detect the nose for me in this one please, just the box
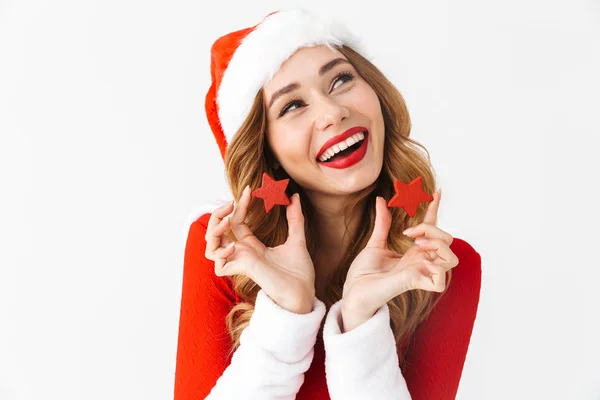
[314,93,350,132]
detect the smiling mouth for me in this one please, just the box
[321,140,363,162]
[317,131,368,163]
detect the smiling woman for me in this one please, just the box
[175,7,481,400]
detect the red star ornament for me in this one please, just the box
[251,172,291,213]
[387,176,434,218]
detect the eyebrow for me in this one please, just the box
[267,57,351,111]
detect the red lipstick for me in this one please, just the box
[316,126,368,160]
[316,126,369,170]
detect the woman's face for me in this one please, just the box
[263,45,385,197]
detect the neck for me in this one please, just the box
[306,190,363,248]
[304,189,365,289]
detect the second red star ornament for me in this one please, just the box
[251,172,291,213]
[387,176,434,218]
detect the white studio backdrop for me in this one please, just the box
[1,0,599,399]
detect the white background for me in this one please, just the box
[1,0,599,399]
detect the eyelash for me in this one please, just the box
[278,70,355,117]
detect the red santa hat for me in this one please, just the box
[205,8,368,160]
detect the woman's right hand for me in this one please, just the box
[204,186,316,314]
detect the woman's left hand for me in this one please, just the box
[341,190,458,324]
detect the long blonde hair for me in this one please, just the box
[220,45,452,359]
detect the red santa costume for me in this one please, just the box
[174,8,482,400]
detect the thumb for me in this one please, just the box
[366,196,391,249]
[215,244,244,277]
[286,193,307,247]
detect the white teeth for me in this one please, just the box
[318,132,366,162]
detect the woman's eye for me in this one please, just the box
[278,72,354,118]
[279,100,303,117]
[332,72,354,90]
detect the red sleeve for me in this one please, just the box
[401,242,482,400]
[173,214,239,400]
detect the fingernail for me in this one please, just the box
[403,228,414,235]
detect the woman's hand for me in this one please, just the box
[341,190,458,327]
[204,186,316,314]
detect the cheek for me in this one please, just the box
[349,87,385,149]
[362,88,383,119]
[269,128,312,162]
[347,86,381,119]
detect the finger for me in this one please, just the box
[421,245,458,271]
[207,200,234,230]
[422,189,441,226]
[286,193,307,247]
[422,261,446,292]
[229,185,254,241]
[416,239,456,264]
[213,242,235,265]
[206,201,234,238]
[206,203,234,257]
[217,256,247,278]
[403,222,453,245]
[214,243,238,276]
[209,214,233,245]
[366,196,392,249]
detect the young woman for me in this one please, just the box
[174,8,481,400]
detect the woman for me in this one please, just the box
[174,8,481,400]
